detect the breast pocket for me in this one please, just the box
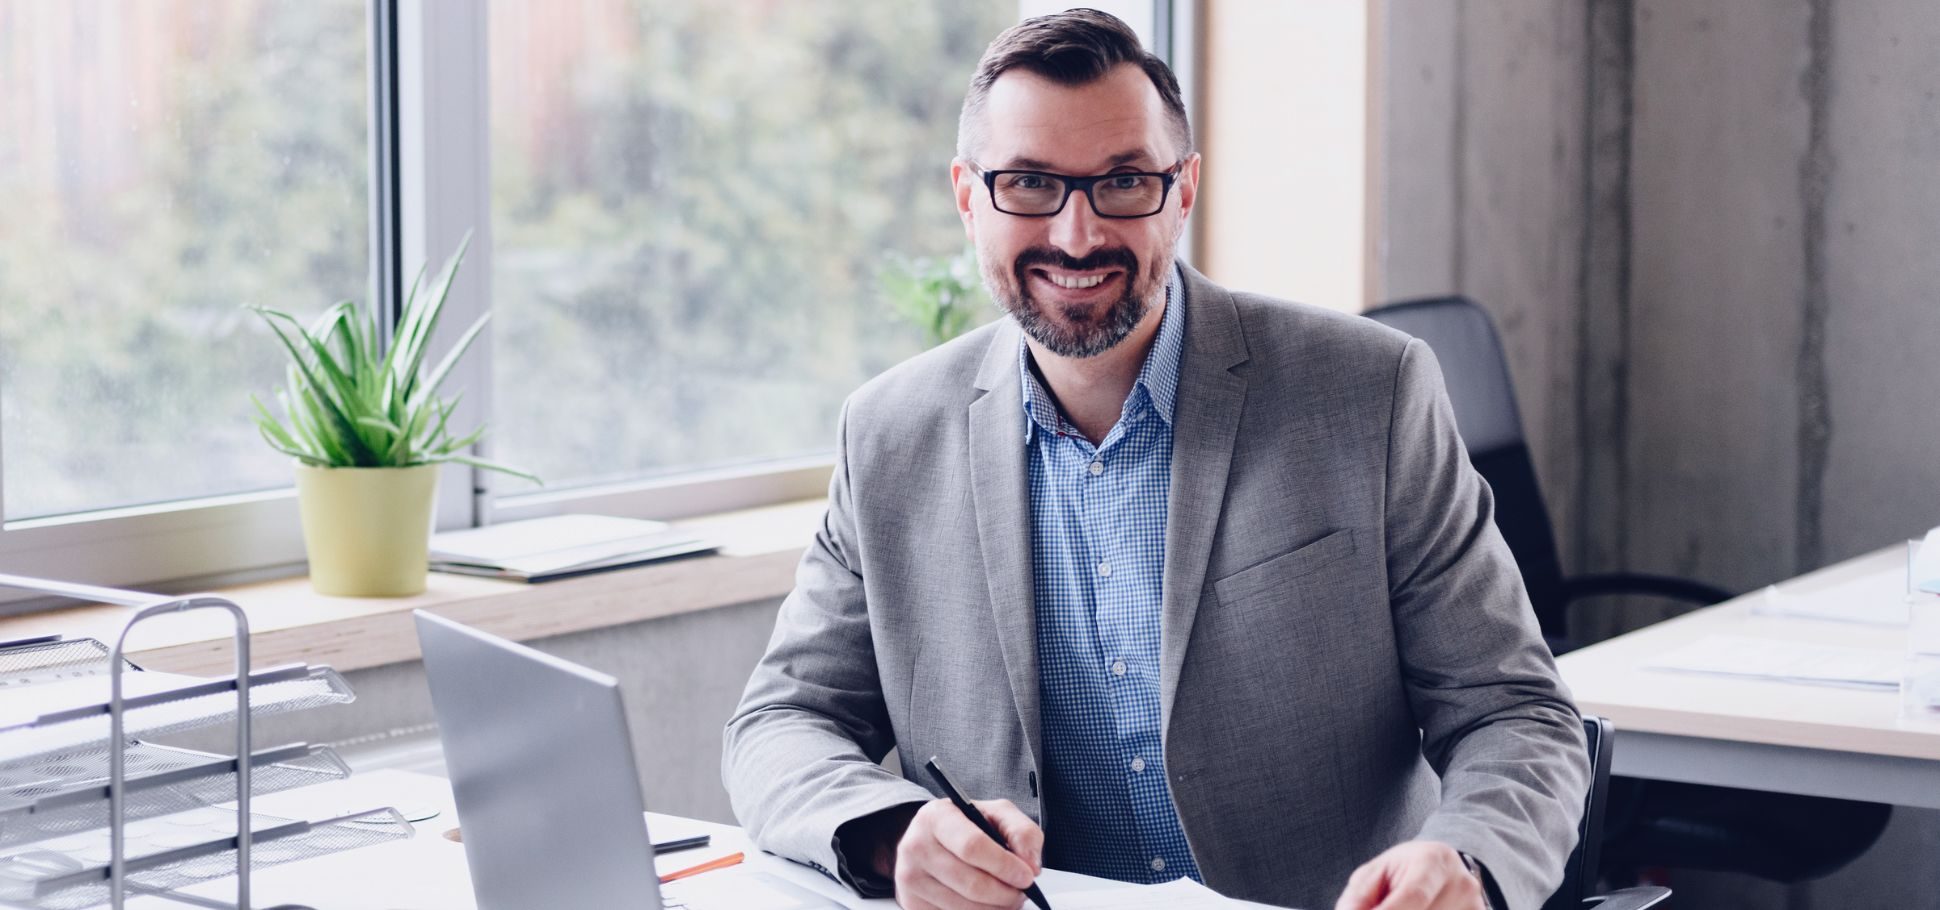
[1197,529,1369,720]
[1212,529,1359,610]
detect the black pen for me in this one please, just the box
[924,757,1052,910]
[651,833,711,855]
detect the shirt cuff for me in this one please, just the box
[831,802,924,899]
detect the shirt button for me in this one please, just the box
[1151,857,1166,873]
[1111,659,1127,676]
[1097,561,1111,577]
[1088,460,1104,475]
[1131,756,1146,773]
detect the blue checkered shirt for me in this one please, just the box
[1021,271,1202,885]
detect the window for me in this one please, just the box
[0,0,1184,597]
[485,0,1015,496]
[0,0,370,522]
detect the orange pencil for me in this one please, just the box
[658,851,745,885]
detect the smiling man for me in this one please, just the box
[724,10,1588,910]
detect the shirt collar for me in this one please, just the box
[1018,265,1185,444]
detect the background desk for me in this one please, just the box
[1556,545,1940,808]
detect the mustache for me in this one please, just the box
[1011,247,1139,276]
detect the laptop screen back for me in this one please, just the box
[415,609,662,909]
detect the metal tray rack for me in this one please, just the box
[0,575,413,909]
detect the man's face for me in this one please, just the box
[953,64,1200,358]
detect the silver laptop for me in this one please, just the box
[414,609,840,910]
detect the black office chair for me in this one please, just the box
[1365,296,1731,650]
[1365,296,1891,886]
[1548,716,1669,910]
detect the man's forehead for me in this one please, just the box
[978,65,1175,171]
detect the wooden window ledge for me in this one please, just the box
[0,499,824,677]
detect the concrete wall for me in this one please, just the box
[1383,0,1940,906]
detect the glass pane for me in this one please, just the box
[0,0,371,522]
[488,0,1014,492]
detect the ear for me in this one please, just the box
[1174,153,1202,222]
[951,159,977,241]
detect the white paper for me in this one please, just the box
[1644,634,1901,689]
[1749,573,1911,627]
[1917,527,1940,595]
[429,514,707,575]
[1053,876,1290,909]
[0,671,208,729]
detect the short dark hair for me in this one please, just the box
[957,8,1192,162]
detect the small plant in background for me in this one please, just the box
[879,246,989,347]
[248,234,538,483]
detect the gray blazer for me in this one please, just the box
[723,265,1588,910]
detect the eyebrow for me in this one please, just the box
[998,150,1160,172]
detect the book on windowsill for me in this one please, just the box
[428,514,717,583]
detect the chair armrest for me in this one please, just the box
[1562,573,1732,607]
[1583,886,1674,910]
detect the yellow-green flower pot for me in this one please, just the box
[294,463,439,597]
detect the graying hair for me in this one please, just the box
[956,8,1192,163]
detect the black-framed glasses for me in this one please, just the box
[971,161,1183,218]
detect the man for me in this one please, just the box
[724,10,1588,910]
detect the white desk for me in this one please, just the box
[130,770,1221,909]
[1555,545,1940,808]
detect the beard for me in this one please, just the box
[979,244,1170,358]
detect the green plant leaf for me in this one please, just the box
[406,312,489,414]
[247,231,533,482]
[251,306,379,465]
[426,452,540,486]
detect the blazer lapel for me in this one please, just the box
[967,319,1043,777]
[1159,265,1250,738]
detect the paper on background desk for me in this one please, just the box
[1644,634,1900,689]
[1749,571,1912,627]
[1052,876,1291,909]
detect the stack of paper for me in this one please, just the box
[1644,634,1901,690]
[429,514,715,583]
[1055,877,1291,909]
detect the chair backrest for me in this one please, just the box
[1543,714,1615,910]
[1363,297,1569,640]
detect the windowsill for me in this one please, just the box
[0,499,825,676]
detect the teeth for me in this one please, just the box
[1048,273,1106,290]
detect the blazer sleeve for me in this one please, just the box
[721,399,932,889]
[1382,338,1592,910]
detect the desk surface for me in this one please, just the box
[131,770,1209,910]
[1557,544,1940,762]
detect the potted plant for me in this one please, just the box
[250,235,536,596]
[879,246,988,347]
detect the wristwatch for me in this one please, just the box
[1457,852,1499,910]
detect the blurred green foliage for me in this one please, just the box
[0,0,368,520]
[879,247,989,348]
[0,0,1012,518]
[487,0,1011,490]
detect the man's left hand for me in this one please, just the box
[1332,841,1485,910]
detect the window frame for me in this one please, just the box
[0,0,1181,612]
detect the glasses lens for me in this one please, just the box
[992,172,1068,215]
[1092,174,1166,217]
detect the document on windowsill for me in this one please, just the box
[1749,571,1913,627]
[1644,634,1901,690]
[1053,876,1294,909]
[428,513,716,582]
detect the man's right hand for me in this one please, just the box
[889,797,1044,910]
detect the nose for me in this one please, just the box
[1046,190,1108,260]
